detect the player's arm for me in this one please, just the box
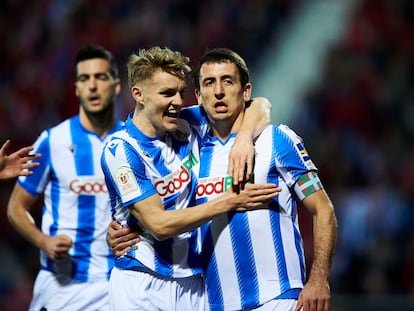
[0,140,41,180]
[293,172,338,311]
[129,182,280,241]
[229,97,271,184]
[7,183,72,260]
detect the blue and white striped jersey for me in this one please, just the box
[196,124,317,311]
[101,108,209,278]
[18,115,123,282]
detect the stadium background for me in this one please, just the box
[0,0,413,309]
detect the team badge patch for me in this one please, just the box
[115,167,139,196]
[296,143,310,162]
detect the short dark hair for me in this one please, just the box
[191,48,250,90]
[76,44,119,79]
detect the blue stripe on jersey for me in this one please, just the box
[294,222,307,284]
[272,126,307,285]
[203,228,224,311]
[269,207,290,293]
[70,118,94,281]
[44,132,62,272]
[198,141,227,309]
[229,213,259,309]
[273,127,305,181]
[270,129,291,293]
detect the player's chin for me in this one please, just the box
[164,121,179,132]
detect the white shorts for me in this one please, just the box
[29,270,109,311]
[109,266,205,311]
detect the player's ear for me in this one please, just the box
[131,85,144,103]
[195,89,203,106]
[243,83,252,102]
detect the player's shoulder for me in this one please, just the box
[33,117,74,145]
[273,123,303,141]
[103,128,139,158]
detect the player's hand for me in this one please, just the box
[0,140,41,179]
[107,220,141,257]
[228,132,254,185]
[294,279,331,311]
[43,234,73,260]
[226,183,281,211]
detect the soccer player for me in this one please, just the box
[7,44,123,311]
[192,48,338,311]
[0,139,40,179]
[100,46,280,310]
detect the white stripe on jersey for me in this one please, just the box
[197,124,315,311]
[101,113,209,278]
[18,115,122,282]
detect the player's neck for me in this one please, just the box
[80,108,115,138]
[212,116,242,141]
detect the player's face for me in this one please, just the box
[196,61,251,125]
[75,58,120,116]
[132,69,186,137]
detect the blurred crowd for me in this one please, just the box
[295,0,414,296]
[0,0,414,309]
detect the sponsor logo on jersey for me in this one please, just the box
[108,141,119,156]
[69,176,107,194]
[154,151,198,198]
[196,176,233,199]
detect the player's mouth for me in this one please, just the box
[214,101,228,113]
[163,107,179,118]
[88,95,101,106]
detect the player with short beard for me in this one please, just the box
[7,44,125,311]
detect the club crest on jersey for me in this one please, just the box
[115,167,139,196]
[119,173,128,184]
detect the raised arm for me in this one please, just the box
[229,97,271,184]
[0,140,41,180]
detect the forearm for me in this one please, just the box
[308,198,337,283]
[131,194,233,240]
[8,206,47,250]
[132,183,279,240]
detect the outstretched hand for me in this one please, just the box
[0,140,41,180]
[225,183,281,211]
